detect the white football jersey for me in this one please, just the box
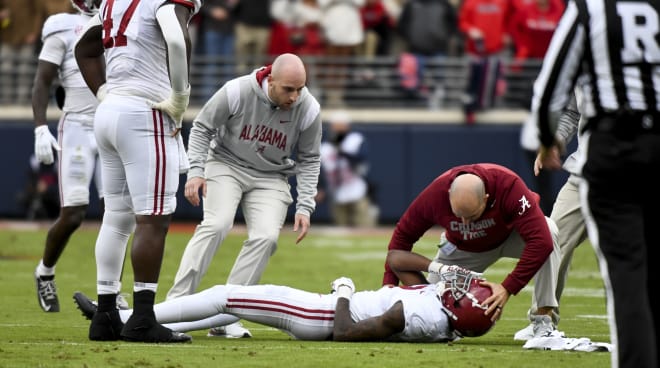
[99,0,200,101]
[39,13,98,117]
[350,284,454,342]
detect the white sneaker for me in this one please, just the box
[207,321,252,338]
[514,323,535,341]
[531,315,555,338]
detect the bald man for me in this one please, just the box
[383,163,561,340]
[167,53,323,337]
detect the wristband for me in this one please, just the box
[428,261,444,274]
[336,285,353,300]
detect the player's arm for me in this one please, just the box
[152,2,194,131]
[75,15,105,97]
[32,60,59,126]
[333,300,405,342]
[385,249,431,285]
[32,59,62,165]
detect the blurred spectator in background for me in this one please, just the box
[509,0,565,108]
[318,111,378,227]
[42,0,74,17]
[396,0,457,103]
[17,155,60,220]
[359,0,395,58]
[269,0,325,56]
[199,0,237,99]
[233,0,273,74]
[458,0,512,124]
[513,0,565,216]
[0,0,44,105]
[318,0,365,107]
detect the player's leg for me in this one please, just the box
[209,176,291,338]
[117,105,189,342]
[87,103,135,340]
[166,160,243,300]
[35,117,92,312]
[224,284,335,341]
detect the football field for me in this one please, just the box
[0,221,611,367]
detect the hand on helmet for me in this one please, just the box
[331,277,355,300]
[34,125,61,165]
[148,85,191,129]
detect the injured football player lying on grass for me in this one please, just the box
[74,267,496,342]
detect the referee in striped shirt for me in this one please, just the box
[530,0,659,367]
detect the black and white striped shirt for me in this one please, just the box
[531,0,660,146]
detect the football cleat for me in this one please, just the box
[35,272,59,312]
[207,321,252,338]
[73,291,97,320]
[89,310,124,341]
[121,314,192,343]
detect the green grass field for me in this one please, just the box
[0,222,611,367]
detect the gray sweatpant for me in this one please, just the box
[167,161,293,300]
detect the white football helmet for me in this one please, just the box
[438,270,495,337]
[71,0,100,16]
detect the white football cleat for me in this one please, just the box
[207,321,252,338]
[514,323,534,341]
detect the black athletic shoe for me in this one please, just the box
[121,314,192,343]
[89,310,124,341]
[73,291,97,320]
[35,272,59,312]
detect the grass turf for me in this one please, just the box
[0,222,611,367]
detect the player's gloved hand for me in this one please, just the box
[34,125,61,165]
[96,83,108,102]
[428,261,483,281]
[148,85,191,129]
[331,277,355,300]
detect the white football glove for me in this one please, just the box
[34,125,61,165]
[331,277,355,300]
[148,85,191,129]
[428,261,483,281]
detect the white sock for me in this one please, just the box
[36,260,55,277]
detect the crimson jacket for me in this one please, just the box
[382,163,554,295]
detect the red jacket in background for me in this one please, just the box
[458,0,512,55]
[510,0,566,60]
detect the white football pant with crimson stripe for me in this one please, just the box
[94,95,180,216]
[136,284,336,340]
[93,94,180,294]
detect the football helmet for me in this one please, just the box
[71,0,100,16]
[438,270,495,337]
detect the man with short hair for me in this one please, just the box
[166,53,322,338]
[383,163,560,338]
